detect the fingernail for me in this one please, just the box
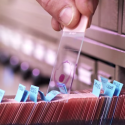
[59,7,73,26]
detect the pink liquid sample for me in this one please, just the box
[54,60,71,85]
[59,74,65,82]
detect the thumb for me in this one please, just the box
[36,0,80,29]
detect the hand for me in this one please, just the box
[36,0,99,31]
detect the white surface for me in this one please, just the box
[34,44,45,60]
[78,67,92,85]
[45,49,56,66]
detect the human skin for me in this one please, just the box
[36,0,99,31]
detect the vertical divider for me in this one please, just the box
[118,0,124,34]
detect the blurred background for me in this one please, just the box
[0,0,125,95]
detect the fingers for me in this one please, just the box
[51,17,61,31]
[36,0,80,29]
[51,17,64,31]
[37,0,99,31]
[75,0,99,29]
[93,0,99,11]
[75,0,99,17]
